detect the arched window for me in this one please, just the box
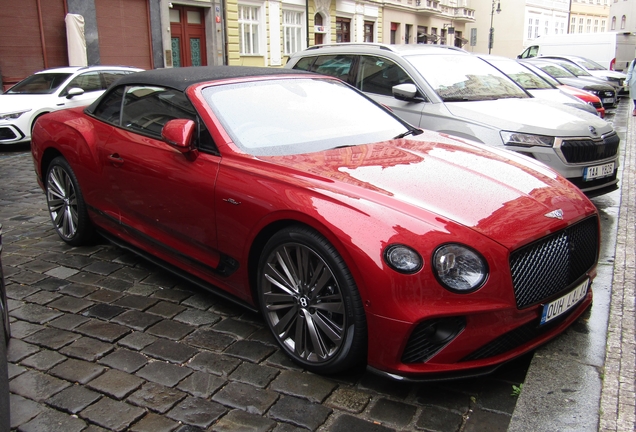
[611,16,616,30]
[621,15,626,29]
[314,13,324,45]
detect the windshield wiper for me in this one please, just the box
[393,128,423,139]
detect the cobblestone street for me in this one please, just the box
[1,148,530,431]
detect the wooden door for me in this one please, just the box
[170,6,207,67]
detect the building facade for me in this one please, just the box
[609,0,636,32]
[569,0,610,34]
[2,0,634,89]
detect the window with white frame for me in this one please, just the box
[534,19,539,38]
[621,15,626,29]
[283,10,303,55]
[528,18,533,39]
[238,5,260,55]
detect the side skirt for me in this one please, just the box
[97,228,259,313]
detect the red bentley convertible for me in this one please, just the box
[31,66,598,380]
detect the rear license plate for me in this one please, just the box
[540,279,589,325]
[584,162,615,181]
[602,98,615,104]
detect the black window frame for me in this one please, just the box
[90,84,218,155]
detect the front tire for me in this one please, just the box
[45,157,94,246]
[258,226,367,374]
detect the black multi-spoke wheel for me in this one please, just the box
[45,157,93,246]
[258,226,366,373]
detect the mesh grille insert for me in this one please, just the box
[510,216,598,309]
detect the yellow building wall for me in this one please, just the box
[227,0,323,67]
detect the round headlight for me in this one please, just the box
[384,244,422,274]
[433,244,488,292]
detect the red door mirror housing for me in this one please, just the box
[162,119,196,153]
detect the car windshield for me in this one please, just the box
[520,64,560,87]
[532,63,575,79]
[7,73,72,94]
[486,58,553,90]
[553,61,592,77]
[575,58,606,71]
[405,54,528,101]
[202,78,407,156]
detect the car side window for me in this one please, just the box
[311,55,355,84]
[291,57,315,71]
[92,85,126,124]
[61,71,103,96]
[101,71,134,88]
[356,56,414,97]
[120,85,217,153]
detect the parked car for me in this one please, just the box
[521,59,618,110]
[0,223,10,432]
[286,43,619,195]
[513,63,606,118]
[0,65,142,145]
[477,54,600,117]
[32,66,600,379]
[538,55,627,94]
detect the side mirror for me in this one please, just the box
[66,87,84,99]
[162,119,196,153]
[393,83,419,101]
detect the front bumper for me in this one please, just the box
[508,132,620,195]
[0,124,27,144]
[366,287,592,379]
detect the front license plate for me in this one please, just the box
[602,97,615,104]
[540,279,589,325]
[584,162,615,181]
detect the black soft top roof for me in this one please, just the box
[112,65,311,92]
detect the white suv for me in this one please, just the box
[286,43,620,195]
[0,65,142,145]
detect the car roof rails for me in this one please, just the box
[303,43,397,52]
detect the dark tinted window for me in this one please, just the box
[292,57,315,71]
[61,71,103,96]
[121,86,197,137]
[356,56,413,96]
[311,55,355,83]
[7,73,72,94]
[118,85,216,152]
[102,71,135,87]
[92,86,126,124]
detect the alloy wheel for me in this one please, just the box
[46,165,78,241]
[261,242,346,364]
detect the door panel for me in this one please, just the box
[100,128,222,271]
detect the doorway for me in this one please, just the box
[170,5,207,67]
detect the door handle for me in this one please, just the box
[108,154,124,167]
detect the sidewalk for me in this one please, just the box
[599,98,636,432]
[509,99,636,431]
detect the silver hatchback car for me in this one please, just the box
[286,43,620,195]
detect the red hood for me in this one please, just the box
[259,131,597,250]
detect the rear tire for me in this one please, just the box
[45,157,94,246]
[257,226,367,374]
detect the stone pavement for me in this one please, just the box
[598,99,636,431]
[0,145,529,429]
